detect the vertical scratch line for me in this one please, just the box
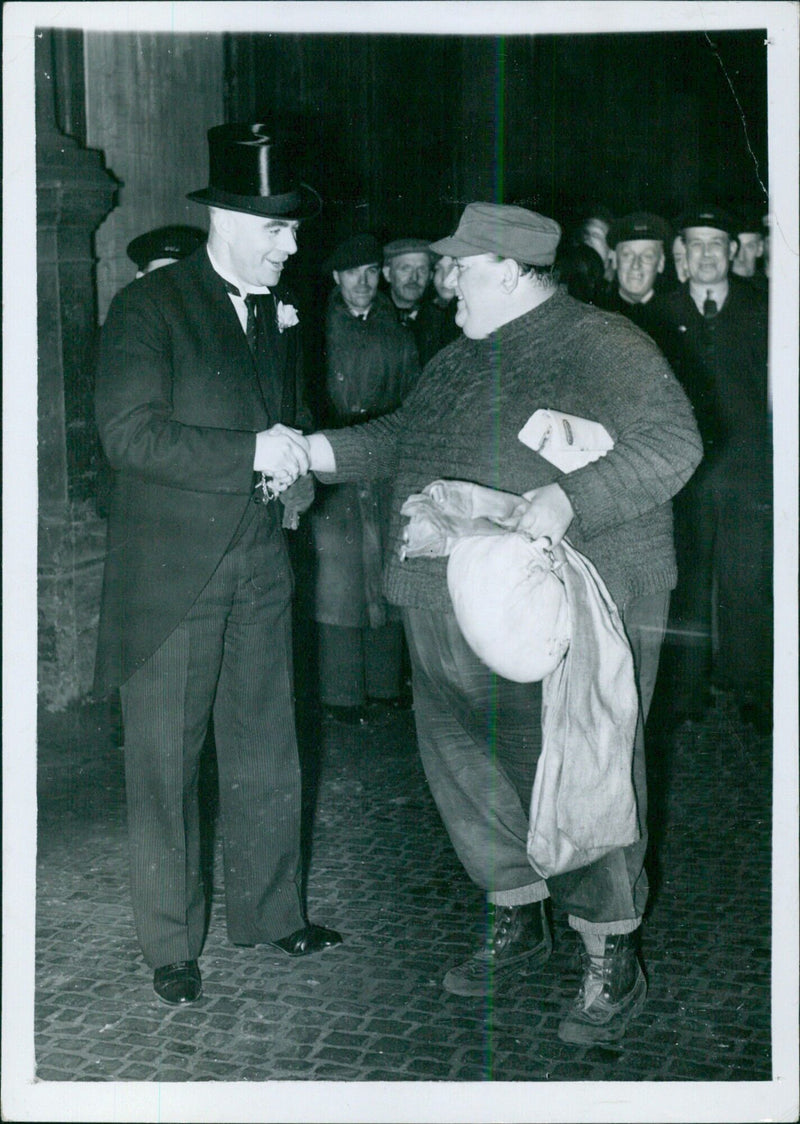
[704,33,768,201]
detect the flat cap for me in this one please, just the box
[677,206,737,238]
[608,212,671,248]
[126,224,206,269]
[383,238,434,262]
[430,203,561,265]
[322,233,382,273]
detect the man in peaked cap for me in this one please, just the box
[603,212,673,339]
[305,201,702,1044]
[656,205,771,734]
[94,123,341,1006]
[126,224,207,276]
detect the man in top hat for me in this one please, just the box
[126,224,207,276]
[656,206,772,733]
[94,122,341,1006]
[305,234,419,726]
[603,211,673,342]
[304,201,702,1044]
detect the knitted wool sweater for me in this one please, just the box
[321,286,703,613]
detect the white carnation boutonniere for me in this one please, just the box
[276,301,299,333]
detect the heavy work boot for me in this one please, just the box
[558,931,647,1044]
[443,901,552,996]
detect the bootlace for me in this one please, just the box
[487,907,515,951]
[577,951,608,1010]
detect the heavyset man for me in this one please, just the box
[94,124,341,1006]
[303,202,702,1043]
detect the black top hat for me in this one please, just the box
[126,225,207,269]
[187,123,321,220]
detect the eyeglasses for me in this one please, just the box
[617,249,660,267]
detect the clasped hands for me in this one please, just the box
[254,424,312,492]
[254,425,336,492]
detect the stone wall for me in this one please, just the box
[38,501,107,709]
[84,31,225,322]
[36,29,224,710]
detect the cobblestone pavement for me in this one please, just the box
[27,661,785,1114]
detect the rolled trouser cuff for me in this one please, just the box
[489,882,550,907]
[567,914,641,936]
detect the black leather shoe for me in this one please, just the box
[443,901,552,996]
[153,960,202,1005]
[271,924,343,957]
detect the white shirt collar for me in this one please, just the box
[619,289,655,306]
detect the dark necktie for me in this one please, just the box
[244,293,260,354]
[217,275,265,351]
[703,290,718,318]
[219,279,278,502]
[241,294,280,418]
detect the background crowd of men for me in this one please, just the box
[95,121,770,1034]
[122,200,771,745]
[562,204,771,736]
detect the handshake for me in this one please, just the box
[254,424,334,492]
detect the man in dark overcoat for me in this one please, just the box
[656,206,771,732]
[308,234,419,726]
[94,123,341,1005]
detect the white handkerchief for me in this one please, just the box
[518,409,614,473]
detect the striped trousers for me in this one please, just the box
[120,505,305,969]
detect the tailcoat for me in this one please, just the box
[94,245,313,966]
[94,246,311,694]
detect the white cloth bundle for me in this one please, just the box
[400,479,570,682]
[399,479,517,560]
[400,473,640,880]
[447,533,571,683]
[518,408,614,472]
[527,540,639,878]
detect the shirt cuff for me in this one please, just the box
[253,431,267,472]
